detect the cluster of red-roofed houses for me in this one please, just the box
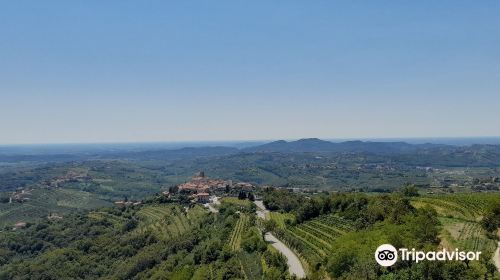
[113,172,255,206]
[171,172,254,203]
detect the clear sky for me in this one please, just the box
[1,1,499,144]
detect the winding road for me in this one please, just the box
[253,201,500,276]
[254,200,306,278]
[254,200,269,219]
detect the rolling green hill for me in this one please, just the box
[263,190,499,279]
[0,198,290,280]
[0,188,110,228]
[412,193,500,254]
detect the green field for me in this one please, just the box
[271,212,355,268]
[134,204,208,239]
[229,213,249,251]
[0,188,111,227]
[413,193,499,220]
[412,193,499,254]
[269,212,294,229]
[221,197,253,208]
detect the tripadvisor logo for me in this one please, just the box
[375,244,398,267]
[375,244,482,267]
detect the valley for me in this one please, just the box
[0,139,499,279]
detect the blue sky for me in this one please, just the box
[1,1,499,144]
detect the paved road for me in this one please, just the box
[203,196,220,213]
[494,241,500,272]
[254,200,269,219]
[203,195,220,213]
[265,232,306,278]
[211,196,221,205]
[254,200,306,278]
[204,203,218,213]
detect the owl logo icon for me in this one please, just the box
[375,244,398,266]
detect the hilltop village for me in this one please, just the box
[165,172,255,203]
[113,172,256,208]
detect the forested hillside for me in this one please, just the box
[0,199,289,280]
[1,189,498,279]
[262,189,500,279]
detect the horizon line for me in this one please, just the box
[2,135,500,147]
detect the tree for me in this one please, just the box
[408,207,440,244]
[168,185,179,193]
[401,184,420,197]
[242,234,266,253]
[263,220,277,233]
[0,194,9,204]
[122,219,138,232]
[481,203,500,235]
[296,200,321,223]
[238,191,247,200]
[247,192,255,201]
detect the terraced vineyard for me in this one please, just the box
[413,193,499,254]
[457,222,493,251]
[273,214,354,267]
[269,212,294,229]
[229,213,249,251]
[136,204,208,239]
[88,211,128,226]
[413,193,500,221]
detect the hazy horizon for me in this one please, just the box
[3,136,500,147]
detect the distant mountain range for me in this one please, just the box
[110,138,500,167]
[119,138,451,159]
[242,138,445,154]
[2,138,500,167]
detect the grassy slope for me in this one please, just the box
[0,188,111,227]
[221,197,253,208]
[269,211,354,275]
[412,193,499,254]
[134,204,207,239]
[229,213,248,251]
[0,202,215,279]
